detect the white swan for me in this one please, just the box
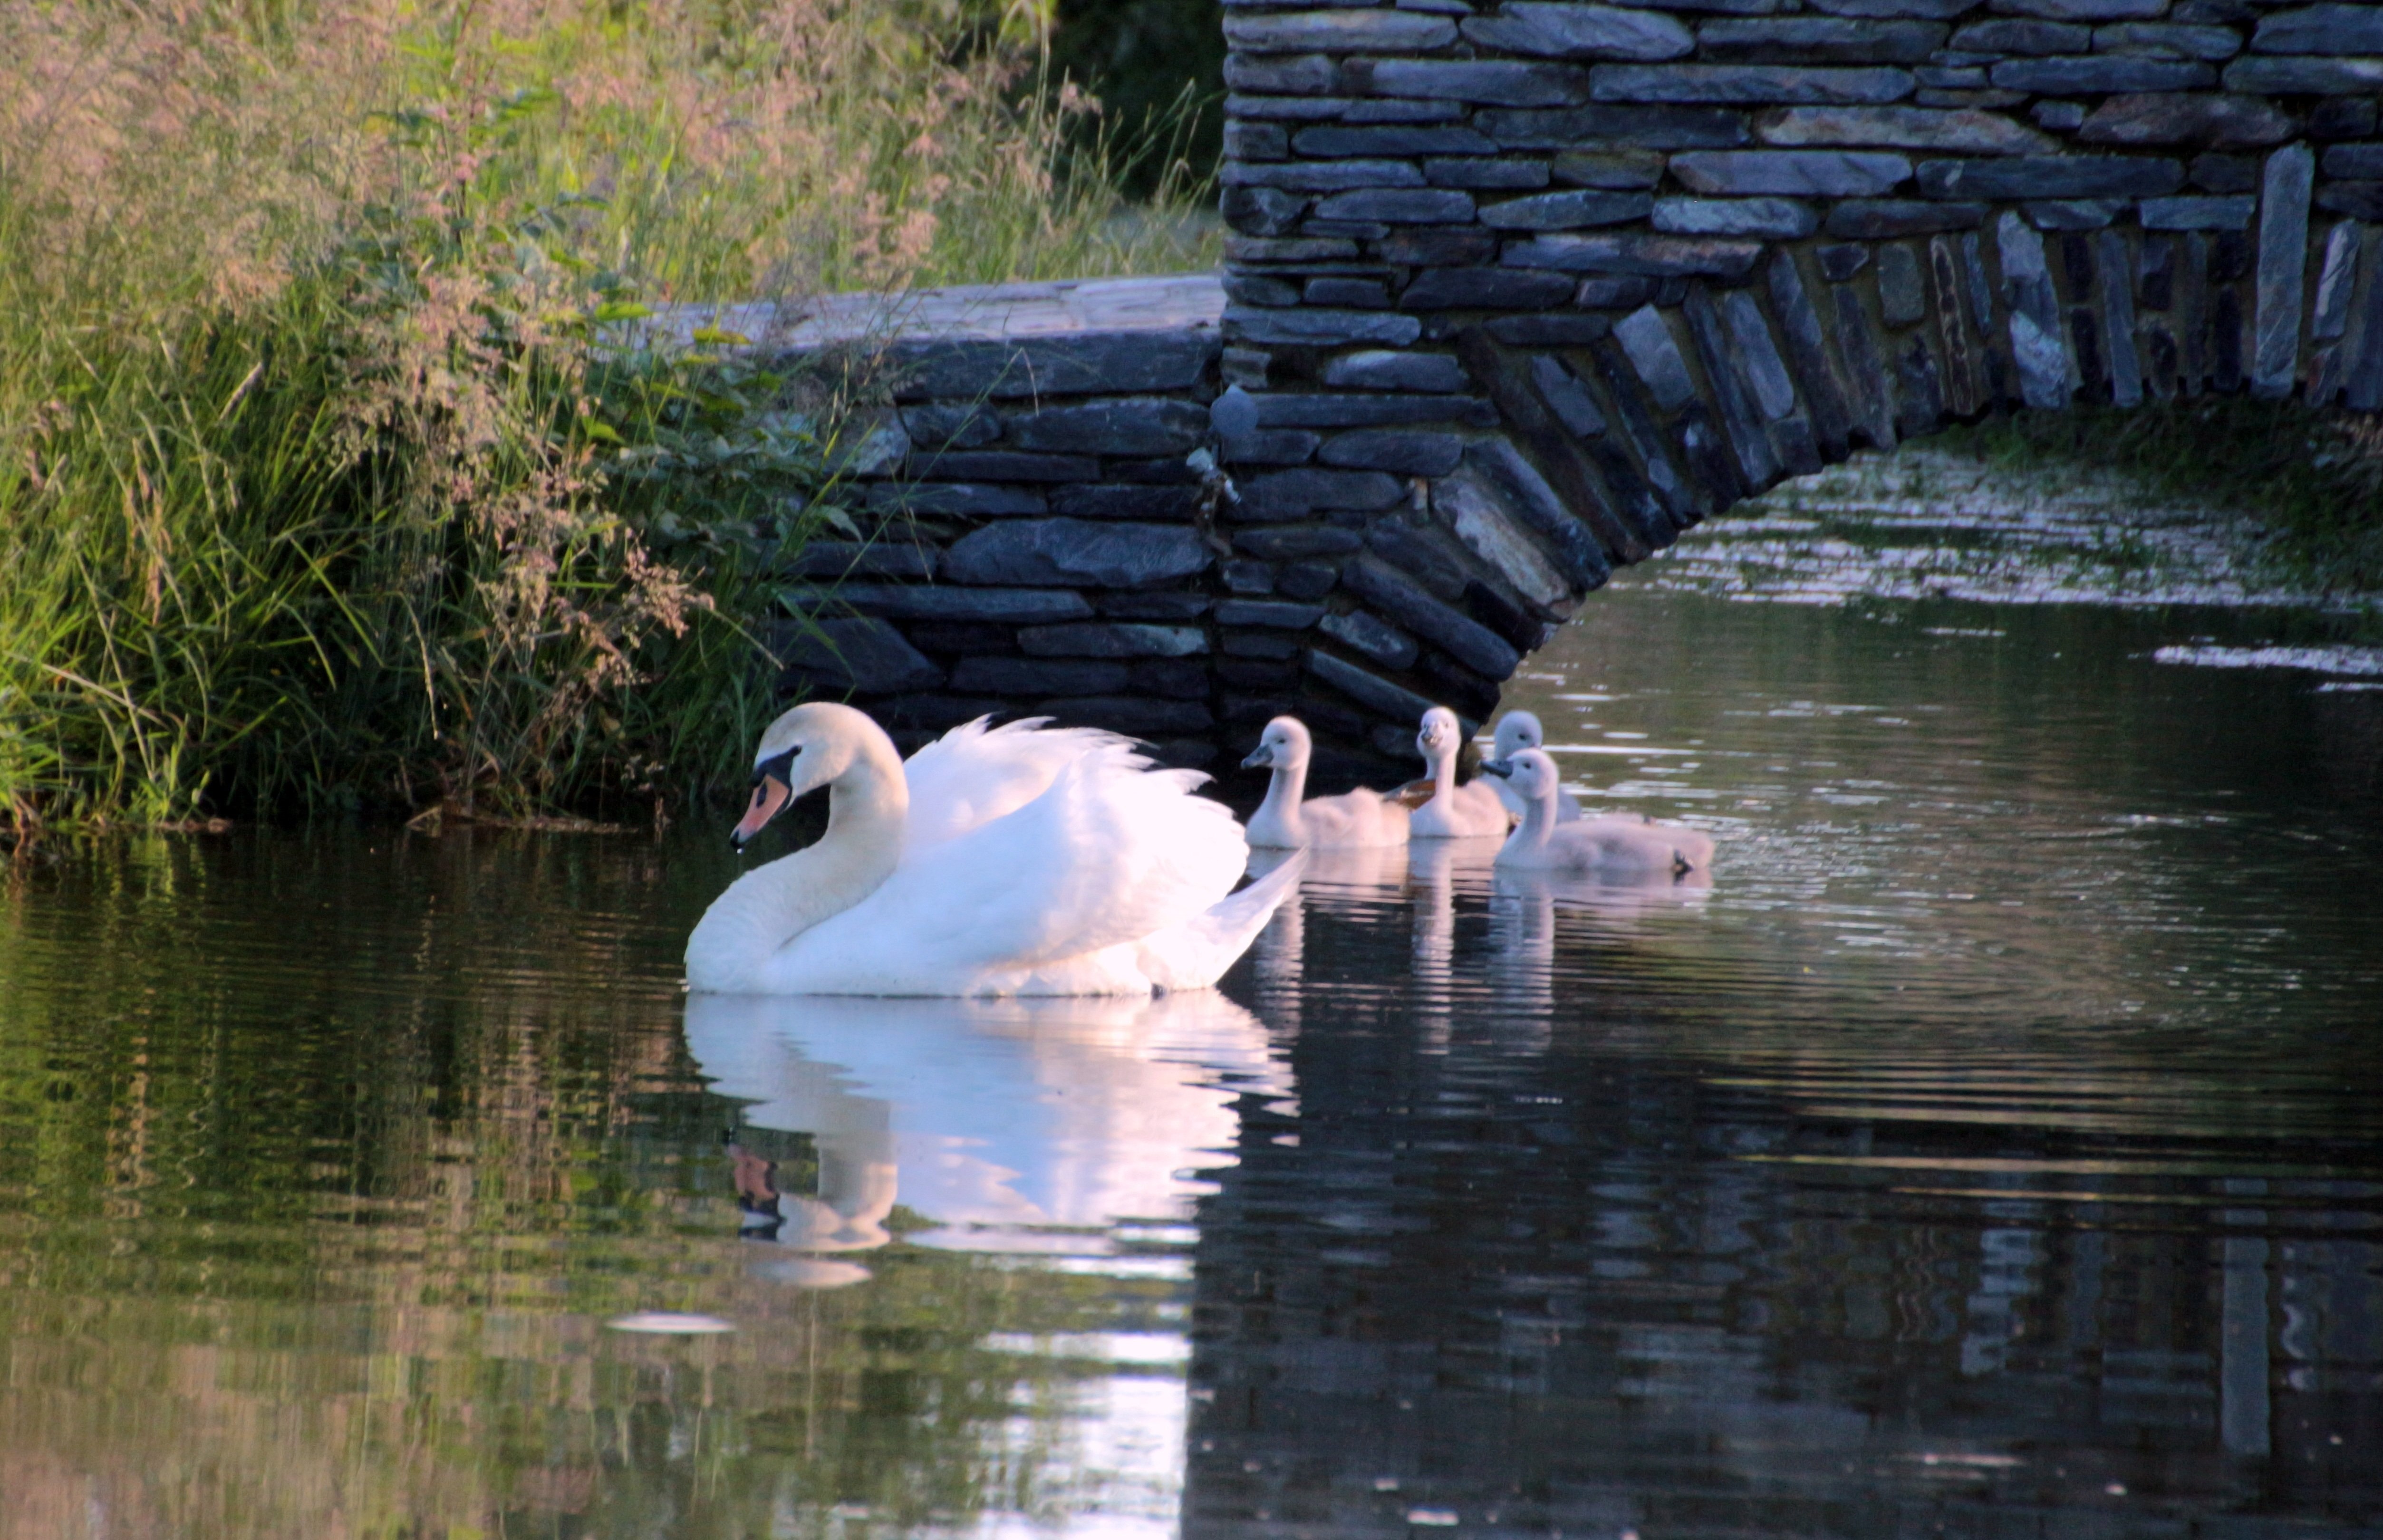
[1488,710,1583,823]
[1482,747,1716,880]
[1243,715,1411,849]
[685,703,1301,995]
[1409,706,1514,839]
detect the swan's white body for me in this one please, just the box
[1487,711,1583,823]
[1486,748,1715,881]
[1409,706,1514,839]
[687,705,1300,996]
[1243,716,1410,849]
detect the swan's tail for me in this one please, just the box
[1136,853,1307,992]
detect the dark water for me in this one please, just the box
[2,581,2379,1539]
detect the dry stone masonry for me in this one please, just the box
[770,0,2381,781]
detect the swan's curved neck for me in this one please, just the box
[1510,790,1556,852]
[1424,741,1459,803]
[686,734,908,988]
[1255,756,1310,835]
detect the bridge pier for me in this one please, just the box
[763,2,2383,784]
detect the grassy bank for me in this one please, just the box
[1949,399,2383,600]
[0,0,1216,836]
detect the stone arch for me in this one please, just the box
[774,3,2383,783]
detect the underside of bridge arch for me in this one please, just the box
[771,1,2383,787]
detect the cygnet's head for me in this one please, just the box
[1415,705,1464,762]
[1493,710,1545,761]
[1479,746,1561,806]
[732,702,871,848]
[1243,715,1314,772]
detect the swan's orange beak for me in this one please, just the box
[731,776,791,849]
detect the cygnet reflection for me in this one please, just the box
[684,991,1283,1273]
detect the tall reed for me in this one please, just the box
[0,0,1218,833]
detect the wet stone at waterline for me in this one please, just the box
[4,529,2380,1535]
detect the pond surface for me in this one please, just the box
[3,484,2381,1539]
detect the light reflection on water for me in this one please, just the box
[1,575,2380,1537]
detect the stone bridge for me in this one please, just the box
[759,0,2383,782]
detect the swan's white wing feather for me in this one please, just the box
[902,716,1156,850]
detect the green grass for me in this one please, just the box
[0,0,1218,836]
[1947,399,2383,598]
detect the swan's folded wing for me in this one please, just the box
[902,717,1155,851]
[879,742,1249,969]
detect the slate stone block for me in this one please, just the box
[2309,97,2378,138]
[1401,269,1584,308]
[1459,3,1695,60]
[1767,252,1858,459]
[1222,190,1309,240]
[1253,393,1495,428]
[1017,622,1208,659]
[2142,195,2257,229]
[1755,105,2059,154]
[1991,57,2216,92]
[1376,228,1503,266]
[1227,429,1325,466]
[1951,19,2090,53]
[1237,467,1408,520]
[1319,429,1467,476]
[784,541,938,581]
[2323,145,2383,180]
[1613,304,1702,410]
[1590,64,1919,103]
[1224,53,1341,96]
[2312,183,2383,222]
[2223,57,2383,94]
[1995,210,2074,410]
[1050,485,1202,520]
[1005,398,1211,457]
[1225,92,1357,120]
[1224,558,1276,596]
[2078,93,2295,148]
[1487,315,1619,345]
[888,332,1218,401]
[907,450,1099,482]
[2026,200,2122,230]
[1224,307,1427,346]
[1306,277,1394,308]
[1224,159,1427,190]
[1987,0,2169,17]
[1305,649,1442,726]
[2252,3,2383,56]
[1216,598,1327,628]
[1225,120,1290,163]
[1225,235,1360,263]
[1653,197,1818,237]
[1040,696,1215,736]
[1803,0,1975,15]
[942,520,1214,589]
[828,584,1094,623]
[1312,188,1478,224]
[900,403,1002,450]
[1505,231,1766,276]
[1294,125,1501,159]
[863,483,1047,519]
[2095,22,2243,59]
[1877,243,1929,327]
[1225,10,1458,51]
[2253,141,2315,398]
[1427,159,1555,189]
[1670,149,1914,195]
[1701,18,1949,63]
[1552,148,1668,187]
[1919,156,2185,199]
[2191,153,2261,192]
[1824,199,1989,237]
[1464,436,1613,589]
[1318,610,1421,670]
[1236,525,1366,560]
[779,617,944,695]
[1100,592,1212,620]
[1324,350,1471,392]
[1481,105,1750,149]
[1278,561,1338,600]
[1573,276,1660,308]
[1222,633,1302,662]
[1478,190,1655,229]
[1351,59,1597,106]
[1340,556,1524,681]
[1820,243,1871,280]
[1432,465,1577,608]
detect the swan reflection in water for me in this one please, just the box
[683,991,1285,1285]
[1247,837,1709,1026]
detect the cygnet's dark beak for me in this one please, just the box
[1480,757,1515,779]
[1241,744,1274,770]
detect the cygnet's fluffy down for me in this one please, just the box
[686,704,1301,995]
[1409,707,1513,839]
[1483,748,1714,881]
[1243,716,1410,849]
[1488,711,1582,823]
